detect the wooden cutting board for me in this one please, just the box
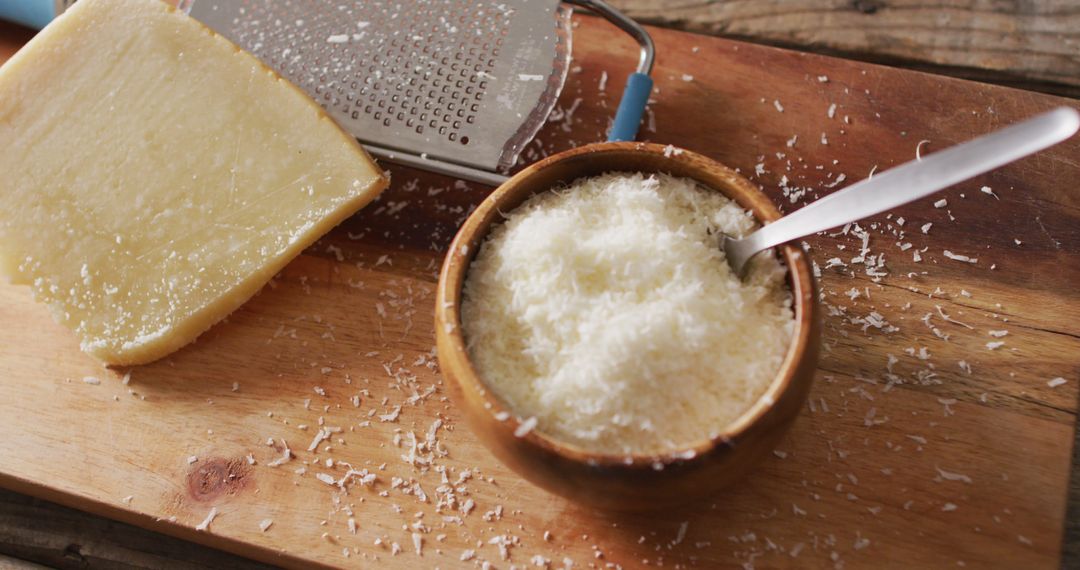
[2,12,1079,570]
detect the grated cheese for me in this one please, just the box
[194,507,218,531]
[461,173,794,454]
[943,250,978,264]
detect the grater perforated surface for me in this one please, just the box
[187,0,572,172]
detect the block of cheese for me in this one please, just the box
[0,0,387,365]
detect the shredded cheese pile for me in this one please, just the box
[462,173,795,454]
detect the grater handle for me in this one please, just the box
[0,0,57,29]
[565,0,655,142]
[608,72,653,142]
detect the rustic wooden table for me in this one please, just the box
[2,2,1079,568]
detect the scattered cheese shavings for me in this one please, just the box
[943,250,978,263]
[379,406,402,422]
[986,341,1005,350]
[518,74,544,81]
[514,417,538,438]
[267,439,293,467]
[988,330,1009,338]
[82,376,101,385]
[853,534,871,550]
[674,521,689,545]
[1048,377,1067,388]
[316,472,336,485]
[773,99,784,113]
[662,144,684,158]
[259,519,273,532]
[326,34,349,43]
[412,532,423,556]
[823,173,846,188]
[934,199,948,208]
[194,507,218,531]
[981,186,1000,199]
[936,466,973,484]
[936,306,973,329]
[921,223,933,234]
[308,427,333,452]
[915,139,931,160]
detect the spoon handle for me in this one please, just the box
[737,106,1079,260]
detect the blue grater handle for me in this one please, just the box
[608,72,653,142]
[0,0,56,30]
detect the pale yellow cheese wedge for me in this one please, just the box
[0,0,387,365]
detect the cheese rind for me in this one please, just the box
[0,0,387,364]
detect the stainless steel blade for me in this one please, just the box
[184,0,571,178]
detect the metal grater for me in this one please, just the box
[177,0,655,185]
[8,0,654,185]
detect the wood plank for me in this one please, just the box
[0,488,271,569]
[608,0,1080,98]
[0,554,52,570]
[2,11,1079,570]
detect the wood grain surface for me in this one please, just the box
[2,10,1080,570]
[0,488,270,570]
[608,0,1080,98]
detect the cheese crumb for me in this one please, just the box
[514,417,538,438]
[194,507,218,531]
[915,139,931,160]
[943,250,977,263]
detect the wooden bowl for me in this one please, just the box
[435,142,820,510]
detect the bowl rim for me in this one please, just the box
[435,141,818,469]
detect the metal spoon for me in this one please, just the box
[723,106,1080,276]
